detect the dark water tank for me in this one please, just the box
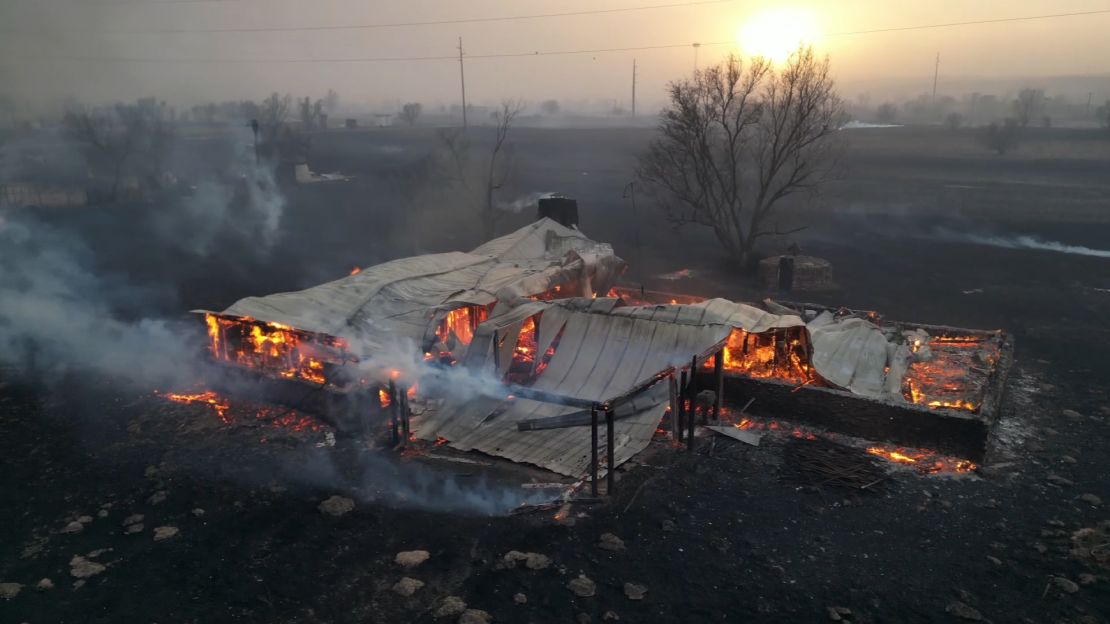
[537,196,579,228]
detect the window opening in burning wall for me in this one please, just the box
[705,327,812,384]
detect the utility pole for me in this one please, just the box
[931,52,940,106]
[458,36,468,128]
[693,42,701,71]
[631,59,637,118]
[1087,92,1093,117]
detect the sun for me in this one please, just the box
[737,7,819,63]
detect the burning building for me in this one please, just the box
[191,218,1012,479]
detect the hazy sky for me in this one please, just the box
[1,0,1107,111]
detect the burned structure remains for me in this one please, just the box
[191,219,1012,485]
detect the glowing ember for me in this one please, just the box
[164,391,230,423]
[349,266,361,276]
[715,328,811,383]
[379,388,391,408]
[159,390,323,433]
[203,313,348,386]
[902,334,1000,412]
[866,446,977,475]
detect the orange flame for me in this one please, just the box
[349,266,361,276]
[203,313,344,386]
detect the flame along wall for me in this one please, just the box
[203,313,354,387]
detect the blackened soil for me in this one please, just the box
[2,125,1109,623]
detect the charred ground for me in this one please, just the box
[1,125,1109,623]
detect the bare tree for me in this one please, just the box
[540,99,560,115]
[944,112,964,130]
[1012,88,1045,128]
[398,102,423,127]
[299,96,324,130]
[979,119,1021,155]
[439,99,524,240]
[258,93,292,141]
[637,48,843,268]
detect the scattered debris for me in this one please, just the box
[147,491,168,505]
[985,555,1002,566]
[661,519,677,532]
[395,550,430,568]
[1071,523,1110,568]
[318,496,355,517]
[826,606,853,621]
[705,425,762,446]
[122,514,144,527]
[391,577,424,597]
[597,533,625,552]
[782,438,886,491]
[1078,573,1097,586]
[434,596,467,618]
[623,582,647,600]
[458,608,492,624]
[0,582,23,599]
[125,523,144,535]
[153,526,179,541]
[567,574,596,597]
[69,556,106,578]
[96,509,109,519]
[36,578,54,591]
[77,515,94,524]
[945,601,982,621]
[513,593,527,604]
[1062,409,1083,420]
[191,508,206,517]
[603,611,620,621]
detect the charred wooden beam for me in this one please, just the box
[606,407,616,496]
[590,406,599,497]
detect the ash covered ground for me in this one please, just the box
[2,126,1109,623]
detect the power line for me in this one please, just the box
[3,8,1109,65]
[825,8,1110,37]
[1,42,735,64]
[0,0,737,35]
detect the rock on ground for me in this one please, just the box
[125,523,144,535]
[945,601,982,621]
[153,526,179,541]
[623,582,647,600]
[0,582,23,599]
[598,533,625,551]
[567,574,596,597]
[1079,493,1101,506]
[1052,576,1079,593]
[69,556,107,579]
[395,550,430,568]
[391,577,424,597]
[434,596,467,618]
[458,608,492,624]
[36,578,54,591]
[512,592,527,604]
[603,611,620,621]
[60,521,84,534]
[1062,409,1083,420]
[122,513,144,526]
[501,550,551,570]
[318,496,355,517]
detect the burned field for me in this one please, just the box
[2,126,1110,623]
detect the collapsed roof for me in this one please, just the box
[202,219,993,477]
[211,218,625,355]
